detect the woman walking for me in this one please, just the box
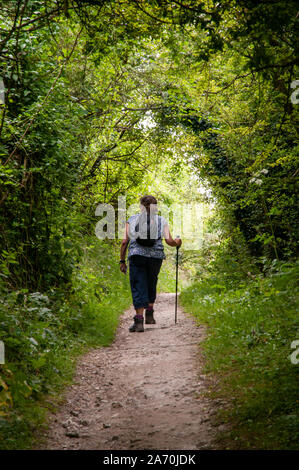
[120,195,182,332]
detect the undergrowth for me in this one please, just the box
[180,238,299,450]
[0,238,131,450]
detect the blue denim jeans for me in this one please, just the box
[129,255,163,309]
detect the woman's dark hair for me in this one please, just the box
[140,195,158,213]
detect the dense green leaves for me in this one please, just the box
[1,0,297,288]
[0,0,298,450]
[180,242,299,449]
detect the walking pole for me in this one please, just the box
[175,236,180,324]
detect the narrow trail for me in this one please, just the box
[40,293,226,450]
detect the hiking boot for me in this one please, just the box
[145,308,156,324]
[129,315,144,332]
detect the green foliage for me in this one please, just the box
[173,44,298,260]
[0,0,298,451]
[0,239,131,449]
[180,237,299,449]
[1,0,297,291]
[0,9,89,289]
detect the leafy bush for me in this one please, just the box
[180,249,299,449]
[0,239,131,449]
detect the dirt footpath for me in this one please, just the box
[41,293,225,450]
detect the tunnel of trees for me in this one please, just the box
[0,0,298,450]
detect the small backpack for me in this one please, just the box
[134,213,162,247]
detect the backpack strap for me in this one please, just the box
[157,215,162,240]
[134,214,162,240]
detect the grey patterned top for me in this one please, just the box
[127,214,167,260]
